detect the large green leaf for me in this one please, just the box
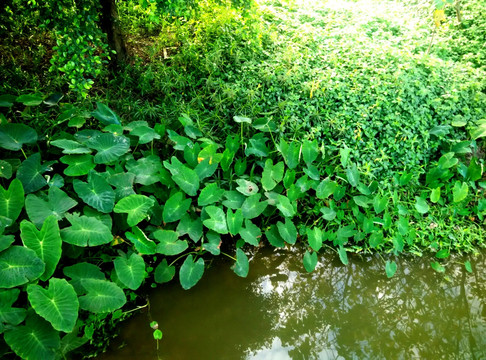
[27,278,79,333]
[232,248,249,278]
[154,259,176,284]
[51,139,91,155]
[4,314,60,360]
[0,246,45,288]
[203,206,228,234]
[453,181,468,203]
[176,214,203,242]
[114,253,145,290]
[86,133,130,164]
[16,153,48,193]
[0,235,14,252]
[0,123,37,151]
[20,216,62,281]
[109,172,136,200]
[0,160,12,179]
[302,139,319,165]
[198,183,225,206]
[16,94,43,106]
[129,124,161,144]
[277,139,300,169]
[114,194,155,226]
[163,156,200,196]
[25,186,77,227]
[60,154,95,176]
[316,179,337,199]
[0,179,24,224]
[261,159,285,191]
[179,255,204,290]
[63,262,105,294]
[0,289,26,332]
[414,197,429,214]
[303,251,318,272]
[74,172,115,213]
[470,119,486,140]
[125,155,163,186]
[241,194,267,219]
[265,225,285,247]
[346,164,360,187]
[277,218,297,244]
[78,279,126,313]
[276,194,295,217]
[154,230,188,256]
[239,219,261,246]
[307,227,322,251]
[91,102,121,125]
[235,179,259,196]
[226,208,243,236]
[60,214,112,247]
[125,227,157,255]
[163,192,191,223]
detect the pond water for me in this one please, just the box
[98,248,486,359]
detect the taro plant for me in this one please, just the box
[0,96,484,359]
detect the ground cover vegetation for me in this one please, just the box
[0,0,485,358]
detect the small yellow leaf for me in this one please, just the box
[433,9,446,27]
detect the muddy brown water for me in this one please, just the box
[98,248,486,359]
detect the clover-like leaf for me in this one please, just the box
[20,216,62,281]
[27,278,79,333]
[114,194,155,226]
[0,123,37,151]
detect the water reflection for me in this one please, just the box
[99,248,486,360]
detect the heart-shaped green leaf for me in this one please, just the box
[0,179,24,224]
[0,235,15,252]
[154,230,188,255]
[163,156,200,196]
[261,159,285,191]
[245,133,269,157]
[415,197,429,214]
[60,154,95,176]
[61,214,112,247]
[307,227,322,252]
[0,289,26,330]
[276,194,295,217]
[277,218,297,244]
[16,94,43,106]
[179,255,204,290]
[4,314,60,360]
[232,248,249,278]
[125,227,157,255]
[78,279,126,313]
[302,139,319,165]
[25,186,77,227]
[198,183,225,206]
[202,232,221,255]
[86,133,130,164]
[338,246,348,265]
[222,190,245,209]
[203,206,228,234]
[303,251,318,272]
[27,278,79,332]
[470,119,486,140]
[0,123,37,151]
[114,253,145,290]
[163,192,191,223]
[277,139,300,169]
[453,181,468,203]
[0,160,12,179]
[241,194,268,219]
[0,246,45,288]
[316,179,337,199]
[63,262,105,294]
[154,259,175,284]
[74,172,115,213]
[239,219,261,246]
[320,207,336,221]
[20,216,61,281]
[114,194,155,226]
[226,208,243,236]
[385,260,397,278]
[126,155,163,186]
[129,125,161,144]
[265,225,285,247]
[51,139,91,154]
[346,164,360,187]
[16,153,49,193]
[109,172,136,200]
[91,102,121,125]
[177,214,203,242]
[235,179,259,196]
